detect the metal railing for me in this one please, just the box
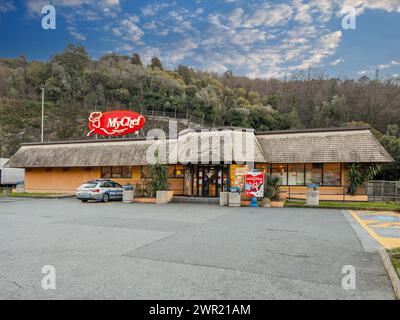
[367,180,400,202]
[285,183,400,203]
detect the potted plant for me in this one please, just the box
[147,150,172,204]
[263,174,285,208]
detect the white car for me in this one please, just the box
[76,179,124,202]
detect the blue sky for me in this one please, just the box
[0,0,400,79]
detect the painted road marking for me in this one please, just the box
[349,210,400,249]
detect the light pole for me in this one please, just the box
[41,88,45,143]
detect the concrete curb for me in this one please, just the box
[378,248,400,300]
[286,204,400,213]
[4,194,74,199]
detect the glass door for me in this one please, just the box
[201,166,219,197]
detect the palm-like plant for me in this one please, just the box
[264,174,281,201]
[348,163,381,195]
[146,150,169,197]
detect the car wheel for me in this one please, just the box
[81,199,89,203]
[102,193,110,203]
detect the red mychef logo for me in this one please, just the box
[87,110,146,137]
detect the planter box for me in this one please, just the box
[270,201,285,208]
[135,197,156,203]
[167,191,174,203]
[220,192,229,206]
[260,198,271,208]
[229,193,241,207]
[241,200,251,207]
[156,191,173,204]
[122,190,134,203]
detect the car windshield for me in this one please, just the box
[80,183,97,189]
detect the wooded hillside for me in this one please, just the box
[0,44,399,179]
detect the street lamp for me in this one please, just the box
[41,87,45,143]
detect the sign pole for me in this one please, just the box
[41,88,45,143]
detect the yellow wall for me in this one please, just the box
[25,165,187,195]
[25,168,101,193]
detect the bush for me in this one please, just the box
[264,174,281,201]
[146,150,168,197]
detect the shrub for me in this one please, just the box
[264,174,281,201]
[146,150,168,197]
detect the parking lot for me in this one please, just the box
[0,198,395,299]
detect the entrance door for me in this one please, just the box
[201,166,219,197]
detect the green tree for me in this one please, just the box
[150,57,163,70]
[131,53,143,66]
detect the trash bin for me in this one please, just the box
[306,184,319,206]
[16,181,25,193]
[229,186,241,207]
[122,184,134,203]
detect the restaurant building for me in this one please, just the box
[4,126,393,201]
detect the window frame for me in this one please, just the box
[101,166,132,179]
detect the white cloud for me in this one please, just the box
[293,0,312,24]
[119,17,144,43]
[330,58,344,65]
[244,3,294,27]
[291,31,342,70]
[0,0,15,13]
[378,64,390,69]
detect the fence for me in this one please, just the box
[285,182,400,203]
[367,180,400,202]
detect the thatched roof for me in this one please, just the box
[5,127,393,168]
[0,158,9,168]
[5,128,265,168]
[256,128,393,163]
[173,129,266,164]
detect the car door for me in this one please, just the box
[100,182,111,198]
[111,182,124,200]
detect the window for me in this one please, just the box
[271,164,287,185]
[122,166,132,179]
[110,182,123,188]
[101,167,111,179]
[101,182,112,188]
[255,163,271,175]
[288,164,305,185]
[81,183,97,188]
[111,166,122,178]
[166,165,185,178]
[323,163,341,186]
[168,166,175,178]
[175,165,185,178]
[141,166,150,178]
[101,166,132,179]
[305,163,323,186]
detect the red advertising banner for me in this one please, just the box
[87,110,146,137]
[245,172,264,198]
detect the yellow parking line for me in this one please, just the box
[349,210,386,247]
[349,210,400,249]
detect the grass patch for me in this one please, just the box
[1,192,67,198]
[387,248,400,278]
[285,199,400,211]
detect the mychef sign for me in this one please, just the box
[245,172,264,198]
[87,110,146,137]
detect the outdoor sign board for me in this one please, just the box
[87,110,146,137]
[245,172,264,198]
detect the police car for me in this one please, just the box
[76,179,124,202]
